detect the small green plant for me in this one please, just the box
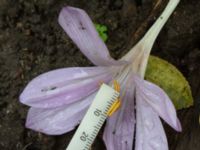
[95,23,108,42]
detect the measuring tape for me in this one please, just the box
[66,83,119,150]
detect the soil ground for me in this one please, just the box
[0,0,200,150]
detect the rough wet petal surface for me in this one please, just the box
[134,76,181,131]
[103,74,135,150]
[20,67,113,108]
[58,6,125,66]
[26,93,95,135]
[135,89,168,150]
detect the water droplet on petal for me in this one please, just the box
[144,119,154,131]
[130,117,135,123]
[149,136,166,150]
[65,95,72,100]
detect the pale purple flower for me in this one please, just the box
[20,0,181,150]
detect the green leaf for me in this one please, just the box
[95,23,108,42]
[145,55,193,110]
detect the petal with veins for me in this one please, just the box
[58,6,125,66]
[135,92,168,150]
[134,75,182,132]
[103,75,135,150]
[26,93,95,135]
[20,67,113,108]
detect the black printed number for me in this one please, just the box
[80,132,88,142]
[94,109,102,117]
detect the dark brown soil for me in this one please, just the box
[0,0,200,150]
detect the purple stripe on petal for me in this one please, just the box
[20,67,114,108]
[103,74,135,150]
[58,6,125,66]
[26,93,95,135]
[134,75,182,132]
[135,91,168,150]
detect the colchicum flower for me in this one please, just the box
[20,0,181,150]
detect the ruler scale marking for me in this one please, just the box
[66,84,119,150]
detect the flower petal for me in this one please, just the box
[58,6,124,66]
[20,67,113,108]
[135,92,168,150]
[26,93,95,135]
[134,76,182,131]
[103,75,135,150]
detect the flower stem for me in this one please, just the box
[139,0,180,77]
[122,0,180,78]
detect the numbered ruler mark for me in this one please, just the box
[66,84,119,150]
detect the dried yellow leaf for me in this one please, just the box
[145,55,193,110]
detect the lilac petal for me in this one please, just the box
[134,76,182,132]
[103,75,135,150]
[26,93,95,135]
[135,92,168,150]
[58,6,125,66]
[20,67,113,108]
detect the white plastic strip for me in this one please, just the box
[66,83,119,150]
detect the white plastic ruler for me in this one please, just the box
[66,83,119,150]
